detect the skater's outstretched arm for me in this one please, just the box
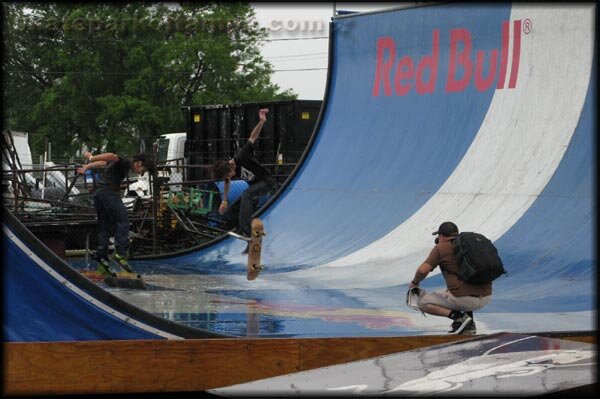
[77,161,105,174]
[84,151,119,163]
[76,151,117,174]
[248,108,268,144]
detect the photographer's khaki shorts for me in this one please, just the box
[419,289,491,312]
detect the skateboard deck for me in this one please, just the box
[247,218,265,281]
[104,271,147,290]
[91,258,147,290]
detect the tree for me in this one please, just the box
[2,3,296,159]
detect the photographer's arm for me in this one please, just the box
[409,263,433,288]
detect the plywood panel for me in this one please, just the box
[7,333,589,396]
[3,338,299,395]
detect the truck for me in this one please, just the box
[2,130,81,198]
[155,132,187,192]
[157,132,187,166]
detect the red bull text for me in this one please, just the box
[372,20,522,96]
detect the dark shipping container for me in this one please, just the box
[183,100,322,182]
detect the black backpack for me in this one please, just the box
[452,232,507,284]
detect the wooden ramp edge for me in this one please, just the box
[3,335,469,396]
[3,333,595,396]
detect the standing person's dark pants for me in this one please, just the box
[93,189,129,260]
[225,180,274,237]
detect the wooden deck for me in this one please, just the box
[3,332,594,396]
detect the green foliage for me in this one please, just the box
[2,3,296,158]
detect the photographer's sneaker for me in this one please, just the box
[97,259,117,278]
[463,321,477,335]
[448,314,473,335]
[112,253,135,274]
[449,320,477,335]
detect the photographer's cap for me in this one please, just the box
[432,221,459,237]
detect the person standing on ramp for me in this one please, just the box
[77,151,154,277]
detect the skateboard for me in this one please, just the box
[96,258,147,290]
[104,272,147,290]
[247,218,265,281]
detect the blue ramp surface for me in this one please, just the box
[2,208,228,341]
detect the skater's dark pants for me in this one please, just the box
[225,180,273,237]
[93,189,129,259]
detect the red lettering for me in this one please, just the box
[394,56,414,95]
[497,21,510,89]
[372,37,396,96]
[474,49,498,91]
[372,19,521,97]
[445,28,472,92]
[509,19,521,88]
[415,30,439,94]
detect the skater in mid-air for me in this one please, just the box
[213,108,277,254]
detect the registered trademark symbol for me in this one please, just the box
[523,18,532,34]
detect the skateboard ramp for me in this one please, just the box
[3,3,596,340]
[122,3,596,333]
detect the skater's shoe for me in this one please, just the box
[227,229,251,242]
[92,252,107,263]
[97,259,117,278]
[448,313,473,335]
[112,253,135,274]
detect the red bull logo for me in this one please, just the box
[372,20,522,96]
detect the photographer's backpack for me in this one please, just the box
[452,232,507,284]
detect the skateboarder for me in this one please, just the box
[213,108,277,254]
[77,151,155,277]
[408,222,493,334]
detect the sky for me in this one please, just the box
[251,3,406,100]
